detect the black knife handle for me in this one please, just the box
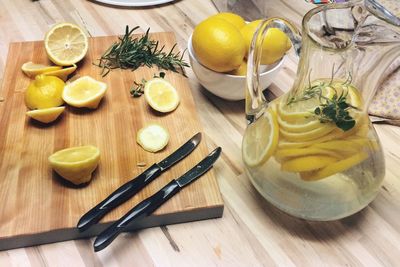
[77,163,162,231]
[94,180,180,252]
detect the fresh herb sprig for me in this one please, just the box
[96,26,189,77]
[314,90,357,131]
[286,71,358,131]
[130,72,166,98]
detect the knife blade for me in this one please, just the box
[93,147,222,252]
[77,133,202,232]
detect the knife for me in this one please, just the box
[93,147,222,252]
[77,133,202,232]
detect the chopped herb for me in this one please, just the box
[130,72,166,98]
[96,26,189,77]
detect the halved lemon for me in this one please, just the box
[44,64,77,81]
[242,108,279,167]
[144,78,180,113]
[300,151,368,181]
[62,76,107,109]
[21,62,62,78]
[137,123,170,152]
[48,145,100,185]
[44,22,88,66]
[26,106,65,123]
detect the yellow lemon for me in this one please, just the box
[21,62,62,78]
[137,123,170,153]
[242,108,279,167]
[62,76,107,109]
[24,74,65,110]
[228,60,247,76]
[192,17,245,72]
[45,22,88,66]
[144,78,180,113]
[26,106,65,123]
[241,20,291,65]
[275,147,342,160]
[49,145,100,185]
[43,64,77,81]
[209,12,246,29]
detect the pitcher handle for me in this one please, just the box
[246,18,302,123]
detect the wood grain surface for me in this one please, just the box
[0,34,223,250]
[0,0,400,266]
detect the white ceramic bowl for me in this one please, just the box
[187,34,285,101]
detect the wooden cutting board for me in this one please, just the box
[0,33,224,251]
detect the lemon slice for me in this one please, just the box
[242,108,279,167]
[144,78,180,113]
[278,85,334,122]
[275,147,342,160]
[48,145,100,185]
[62,76,107,109]
[279,123,335,142]
[300,151,368,181]
[26,106,65,123]
[44,64,77,81]
[137,123,170,152]
[21,62,62,78]
[45,22,88,66]
[281,155,338,172]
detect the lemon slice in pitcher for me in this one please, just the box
[45,23,88,66]
[242,108,279,167]
[62,76,107,109]
[48,145,100,185]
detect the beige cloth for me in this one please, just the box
[369,58,400,126]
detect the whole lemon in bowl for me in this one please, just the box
[24,74,65,110]
[192,17,246,72]
[241,20,292,65]
[209,12,246,29]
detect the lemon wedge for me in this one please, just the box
[44,64,77,81]
[48,145,100,185]
[62,76,107,109]
[26,106,65,123]
[144,78,180,113]
[45,22,88,66]
[242,108,279,167]
[21,62,62,78]
[137,124,170,152]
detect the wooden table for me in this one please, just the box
[1,0,400,266]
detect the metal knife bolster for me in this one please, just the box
[77,163,162,231]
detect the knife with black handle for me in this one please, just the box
[93,147,222,252]
[77,133,202,232]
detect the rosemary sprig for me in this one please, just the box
[286,71,358,131]
[130,72,166,98]
[96,26,189,77]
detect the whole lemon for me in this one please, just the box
[229,60,247,76]
[241,20,292,65]
[24,75,65,110]
[209,12,246,29]
[192,17,246,72]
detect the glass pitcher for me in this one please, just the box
[242,0,400,220]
